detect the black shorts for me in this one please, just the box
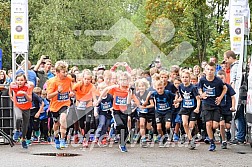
[179,108,198,121]
[202,109,220,122]
[155,112,172,124]
[220,114,232,124]
[139,112,155,123]
[51,106,68,122]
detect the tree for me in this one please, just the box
[29,0,142,69]
[0,1,11,69]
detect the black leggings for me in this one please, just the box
[40,119,48,139]
[77,107,94,135]
[26,116,40,140]
[113,110,128,146]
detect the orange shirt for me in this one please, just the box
[109,87,129,111]
[73,82,96,107]
[11,83,32,110]
[47,76,72,112]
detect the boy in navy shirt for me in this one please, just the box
[147,80,176,147]
[198,62,227,151]
[217,70,236,149]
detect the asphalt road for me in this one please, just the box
[1,142,252,167]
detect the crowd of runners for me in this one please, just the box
[1,50,249,153]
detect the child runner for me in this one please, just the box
[136,78,154,148]
[73,71,97,147]
[148,80,176,147]
[178,70,200,149]
[94,82,113,147]
[198,62,227,151]
[217,70,236,149]
[40,89,50,142]
[172,77,182,142]
[9,73,33,148]
[47,61,75,149]
[26,87,44,144]
[97,71,140,152]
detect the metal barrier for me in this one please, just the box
[0,88,14,144]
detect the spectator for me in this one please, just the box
[34,55,54,89]
[16,60,37,86]
[201,61,207,70]
[223,51,239,88]
[221,61,230,84]
[0,70,7,93]
[6,69,13,84]
[193,65,201,77]
[110,62,132,73]
[210,57,222,74]
[224,50,246,144]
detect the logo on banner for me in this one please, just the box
[15,26,23,32]
[233,37,242,42]
[235,18,242,26]
[15,16,23,23]
[235,28,241,35]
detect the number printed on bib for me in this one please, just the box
[157,103,170,111]
[101,102,112,111]
[138,108,148,113]
[77,101,87,110]
[115,96,127,106]
[182,99,195,108]
[16,96,28,104]
[57,92,69,102]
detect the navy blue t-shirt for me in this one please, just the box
[98,94,113,114]
[165,81,178,94]
[179,83,199,109]
[31,93,43,116]
[198,76,224,108]
[150,90,175,114]
[220,84,236,114]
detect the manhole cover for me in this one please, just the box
[237,152,247,154]
[33,153,81,157]
[236,151,252,154]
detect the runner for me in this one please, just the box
[198,62,227,151]
[177,70,200,149]
[96,71,140,152]
[148,80,176,147]
[73,71,97,147]
[26,87,44,144]
[217,70,236,149]
[172,77,182,142]
[9,73,33,148]
[47,61,75,149]
[135,78,154,148]
[94,82,113,147]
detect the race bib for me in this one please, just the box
[77,101,87,110]
[203,87,216,97]
[182,99,195,108]
[115,96,127,106]
[138,108,148,114]
[57,92,69,102]
[101,102,112,111]
[16,96,28,104]
[157,103,170,111]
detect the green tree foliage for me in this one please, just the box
[0,0,251,70]
[0,1,11,69]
